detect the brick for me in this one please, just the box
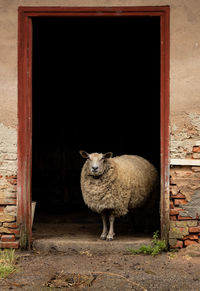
[170,178,176,185]
[7,179,17,186]
[0,186,7,191]
[170,208,183,215]
[5,176,17,187]
[186,153,193,158]
[0,226,19,236]
[170,185,179,195]
[169,227,189,239]
[5,175,17,180]
[171,193,186,199]
[175,220,197,227]
[170,201,174,209]
[3,154,17,161]
[174,199,187,206]
[187,221,198,227]
[173,170,193,178]
[172,240,183,249]
[191,167,200,172]
[184,240,198,247]
[0,185,17,192]
[8,228,20,236]
[3,222,18,228]
[0,207,5,212]
[170,216,177,221]
[193,146,200,153]
[183,234,199,240]
[189,226,200,233]
[170,175,200,184]
[0,192,17,199]
[0,198,16,205]
[169,238,177,247]
[1,234,15,242]
[178,215,193,220]
[0,214,15,222]
[0,190,16,198]
[0,227,13,234]
[4,206,17,216]
[170,221,177,228]
[193,153,200,159]
[0,241,19,249]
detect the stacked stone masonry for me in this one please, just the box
[0,175,19,248]
[169,146,200,248]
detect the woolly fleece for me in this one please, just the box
[80,154,158,217]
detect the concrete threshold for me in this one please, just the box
[33,237,152,254]
[32,222,152,254]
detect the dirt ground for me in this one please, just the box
[1,245,200,291]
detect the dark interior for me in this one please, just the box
[32,17,160,232]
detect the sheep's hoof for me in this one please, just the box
[106,237,113,241]
[100,235,107,240]
[106,233,115,241]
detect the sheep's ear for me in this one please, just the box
[103,152,113,159]
[79,151,90,159]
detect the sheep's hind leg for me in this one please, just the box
[100,212,108,240]
[106,213,115,241]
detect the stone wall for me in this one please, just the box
[169,157,200,248]
[0,124,19,248]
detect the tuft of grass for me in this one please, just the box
[128,231,167,256]
[0,249,17,278]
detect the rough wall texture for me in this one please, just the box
[0,0,200,248]
[170,0,200,159]
[0,123,19,247]
[171,113,200,159]
[170,162,200,248]
[1,0,200,129]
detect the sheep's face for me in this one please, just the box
[80,151,113,177]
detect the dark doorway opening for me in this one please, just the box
[32,16,160,238]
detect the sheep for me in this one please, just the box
[79,151,158,241]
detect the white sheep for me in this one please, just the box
[79,151,158,241]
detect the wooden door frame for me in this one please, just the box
[18,6,170,249]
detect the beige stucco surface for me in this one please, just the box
[0,0,200,158]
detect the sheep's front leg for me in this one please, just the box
[100,212,108,240]
[106,214,115,241]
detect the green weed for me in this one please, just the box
[0,249,17,278]
[128,231,167,256]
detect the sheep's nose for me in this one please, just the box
[92,166,98,172]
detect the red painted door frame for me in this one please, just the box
[18,6,170,248]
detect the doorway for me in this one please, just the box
[32,16,160,235]
[18,7,170,249]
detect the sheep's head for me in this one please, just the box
[80,151,113,177]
